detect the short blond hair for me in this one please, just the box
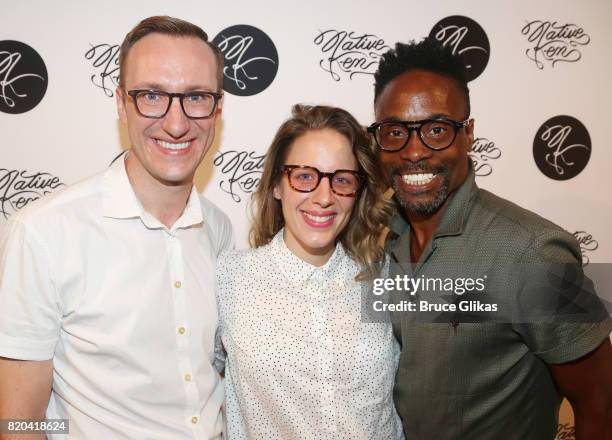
[119,15,224,89]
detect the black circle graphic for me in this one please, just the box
[533,115,591,181]
[212,25,279,97]
[429,16,490,82]
[0,40,48,114]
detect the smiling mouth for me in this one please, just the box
[401,173,435,186]
[301,211,337,228]
[303,212,335,223]
[155,139,191,150]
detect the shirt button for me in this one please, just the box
[178,327,186,335]
[191,416,198,424]
[174,281,182,288]
[184,373,192,382]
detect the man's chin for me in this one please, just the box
[394,191,447,215]
[153,171,194,188]
[392,178,450,216]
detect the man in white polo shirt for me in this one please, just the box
[0,16,232,439]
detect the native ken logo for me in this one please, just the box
[0,40,47,114]
[313,29,389,81]
[533,115,590,180]
[84,43,120,97]
[213,25,278,96]
[429,15,490,81]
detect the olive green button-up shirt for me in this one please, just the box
[387,168,611,440]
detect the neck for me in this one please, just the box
[404,196,452,263]
[282,230,335,267]
[301,250,334,267]
[403,171,471,261]
[406,208,444,249]
[125,154,193,229]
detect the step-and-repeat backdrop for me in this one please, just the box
[2,1,610,437]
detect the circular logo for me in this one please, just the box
[533,115,591,180]
[429,15,490,82]
[212,25,279,96]
[0,40,48,114]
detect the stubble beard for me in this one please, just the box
[389,162,450,215]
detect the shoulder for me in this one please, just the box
[6,171,105,233]
[217,245,268,274]
[216,246,270,306]
[199,195,231,229]
[471,189,579,262]
[474,189,569,235]
[198,195,234,254]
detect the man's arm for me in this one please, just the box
[0,215,61,440]
[549,339,612,440]
[0,357,52,440]
[0,357,53,417]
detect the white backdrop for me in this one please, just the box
[2,0,610,260]
[2,0,611,436]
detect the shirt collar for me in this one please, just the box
[174,187,204,229]
[270,229,346,286]
[388,161,478,247]
[102,153,203,230]
[431,161,477,239]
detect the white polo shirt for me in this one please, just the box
[0,156,233,439]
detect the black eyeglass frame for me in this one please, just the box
[126,89,223,120]
[281,165,363,197]
[367,117,470,152]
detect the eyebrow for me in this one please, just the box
[381,113,453,123]
[131,83,217,93]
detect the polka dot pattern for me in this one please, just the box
[216,230,404,439]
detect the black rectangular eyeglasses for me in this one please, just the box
[367,117,470,151]
[127,89,222,119]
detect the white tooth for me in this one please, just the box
[402,173,434,185]
[158,140,190,150]
[304,213,334,222]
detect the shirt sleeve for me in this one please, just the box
[0,218,61,360]
[203,197,234,256]
[217,215,235,255]
[213,325,225,374]
[214,251,235,375]
[512,228,611,364]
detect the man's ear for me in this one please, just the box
[116,87,127,124]
[214,94,224,120]
[465,118,475,152]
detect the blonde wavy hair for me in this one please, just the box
[250,104,392,279]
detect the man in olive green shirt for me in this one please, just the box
[368,37,612,439]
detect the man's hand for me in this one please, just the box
[0,357,52,440]
[550,339,612,440]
